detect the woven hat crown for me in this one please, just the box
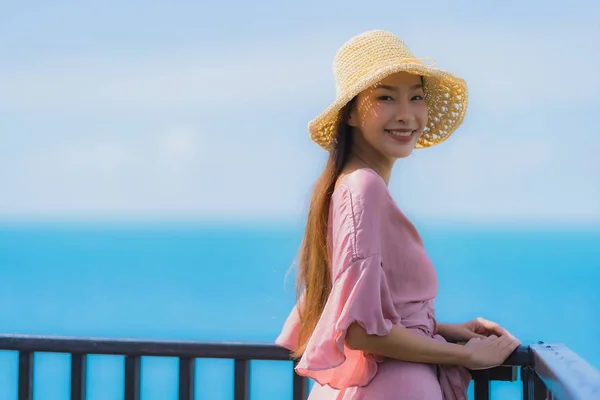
[333,30,419,95]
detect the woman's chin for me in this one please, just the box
[385,136,421,158]
[383,143,417,159]
[394,150,415,159]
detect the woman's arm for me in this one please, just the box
[345,322,470,366]
[436,323,459,342]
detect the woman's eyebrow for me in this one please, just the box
[373,83,423,91]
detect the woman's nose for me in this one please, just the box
[395,103,414,124]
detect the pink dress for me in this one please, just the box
[276,168,471,399]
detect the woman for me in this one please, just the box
[276,30,521,399]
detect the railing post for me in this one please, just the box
[473,370,490,400]
[234,359,249,400]
[178,357,195,400]
[124,355,141,400]
[70,353,87,400]
[292,360,309,400]
[18,351,34,400]
[522,366,548,400]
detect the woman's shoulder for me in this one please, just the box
[332,168,391,214]
[334,167,390,204]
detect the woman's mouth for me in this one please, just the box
[385,129,414,143]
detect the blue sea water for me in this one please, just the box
[0,221,599,399]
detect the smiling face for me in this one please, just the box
[347,72,429,162]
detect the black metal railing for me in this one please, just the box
[1,334,599,399]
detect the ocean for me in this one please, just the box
[0,222,598,399]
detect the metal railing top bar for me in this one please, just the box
[0,333,531,365]
[0,334,289,360]
[530,342,600,399]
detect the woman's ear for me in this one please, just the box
[347,108,358,128]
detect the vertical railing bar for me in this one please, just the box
[124,355,141,400]
[533,372,548,400]
[234,359,249,400]
[178,357,195,400]
[292,360,308,400]
[70,353,87,400]
[473,376,490,400]
[522,366,534,400]
[18,351,34,400]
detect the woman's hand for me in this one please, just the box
[462,334,522,370]
[438,318,510,343]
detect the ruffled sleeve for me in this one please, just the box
[300,255,401,388]
[275,170,402,389]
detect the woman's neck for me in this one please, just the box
[345,152,393,185]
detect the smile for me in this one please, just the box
[385,129,414,137]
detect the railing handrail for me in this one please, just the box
[530,343,600,399]
[0,333,531,364]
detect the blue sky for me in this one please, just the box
[1,1,599,226]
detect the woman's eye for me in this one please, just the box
[378,96,394,101]
[412,95,424,101]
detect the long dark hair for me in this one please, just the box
[292,98,356,358]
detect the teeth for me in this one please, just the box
[387,130,412,137]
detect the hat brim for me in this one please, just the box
[308,62,468,151]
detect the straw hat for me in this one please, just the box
[309,30,468,151]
